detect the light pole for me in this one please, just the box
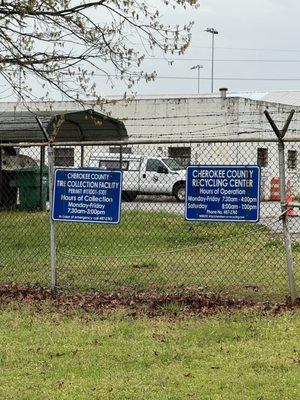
[205,28,218,93]
[190,64,203,94]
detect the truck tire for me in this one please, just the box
[122,191,137,202]
[174,183,185,202]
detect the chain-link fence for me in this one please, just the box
[1,138,299,302]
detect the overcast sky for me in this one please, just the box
[3,0,300,101]
[106,0,300,97]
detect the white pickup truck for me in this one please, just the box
[89,153,186,202]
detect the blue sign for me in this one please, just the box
[185,165,260,223]
[52,168,122,224]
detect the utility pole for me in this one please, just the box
[190,65,203,94]
[18,27,22,102]
[205,28,218,93]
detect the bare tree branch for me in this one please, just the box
[0,0,199,104]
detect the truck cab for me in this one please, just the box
[89,153,186,202]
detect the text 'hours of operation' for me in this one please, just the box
[185,165,260,222]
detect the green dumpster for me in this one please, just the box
[13,166,49,211]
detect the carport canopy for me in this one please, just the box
[0,109,128,144]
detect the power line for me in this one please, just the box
[151,76,300,82]
[86,72,300,82]
[132,42,300,53]
[145,57,300,63]
[187,45,300,53]
[32,69,300,83]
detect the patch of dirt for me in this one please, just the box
[0,283,299,317]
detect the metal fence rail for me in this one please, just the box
[0,138,299,302]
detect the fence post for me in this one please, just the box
[0,145,2,207]
[119,144,123,170]
[35,117,57,291]
[39,146,45,210]
[47,143,57,290]
[80,145,84,167]
[264,110,298,303]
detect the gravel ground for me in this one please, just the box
[123,196,300,237]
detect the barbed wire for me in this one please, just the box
[124,120,279,128]
[121,111,300,121]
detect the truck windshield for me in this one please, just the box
[162,158,184,171]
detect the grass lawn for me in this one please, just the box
[1,210,299,300]
[0,305,299,399]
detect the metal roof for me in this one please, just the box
[0,109,128,144]
[254,91,300,106]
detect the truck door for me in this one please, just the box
[141,158,169,194]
